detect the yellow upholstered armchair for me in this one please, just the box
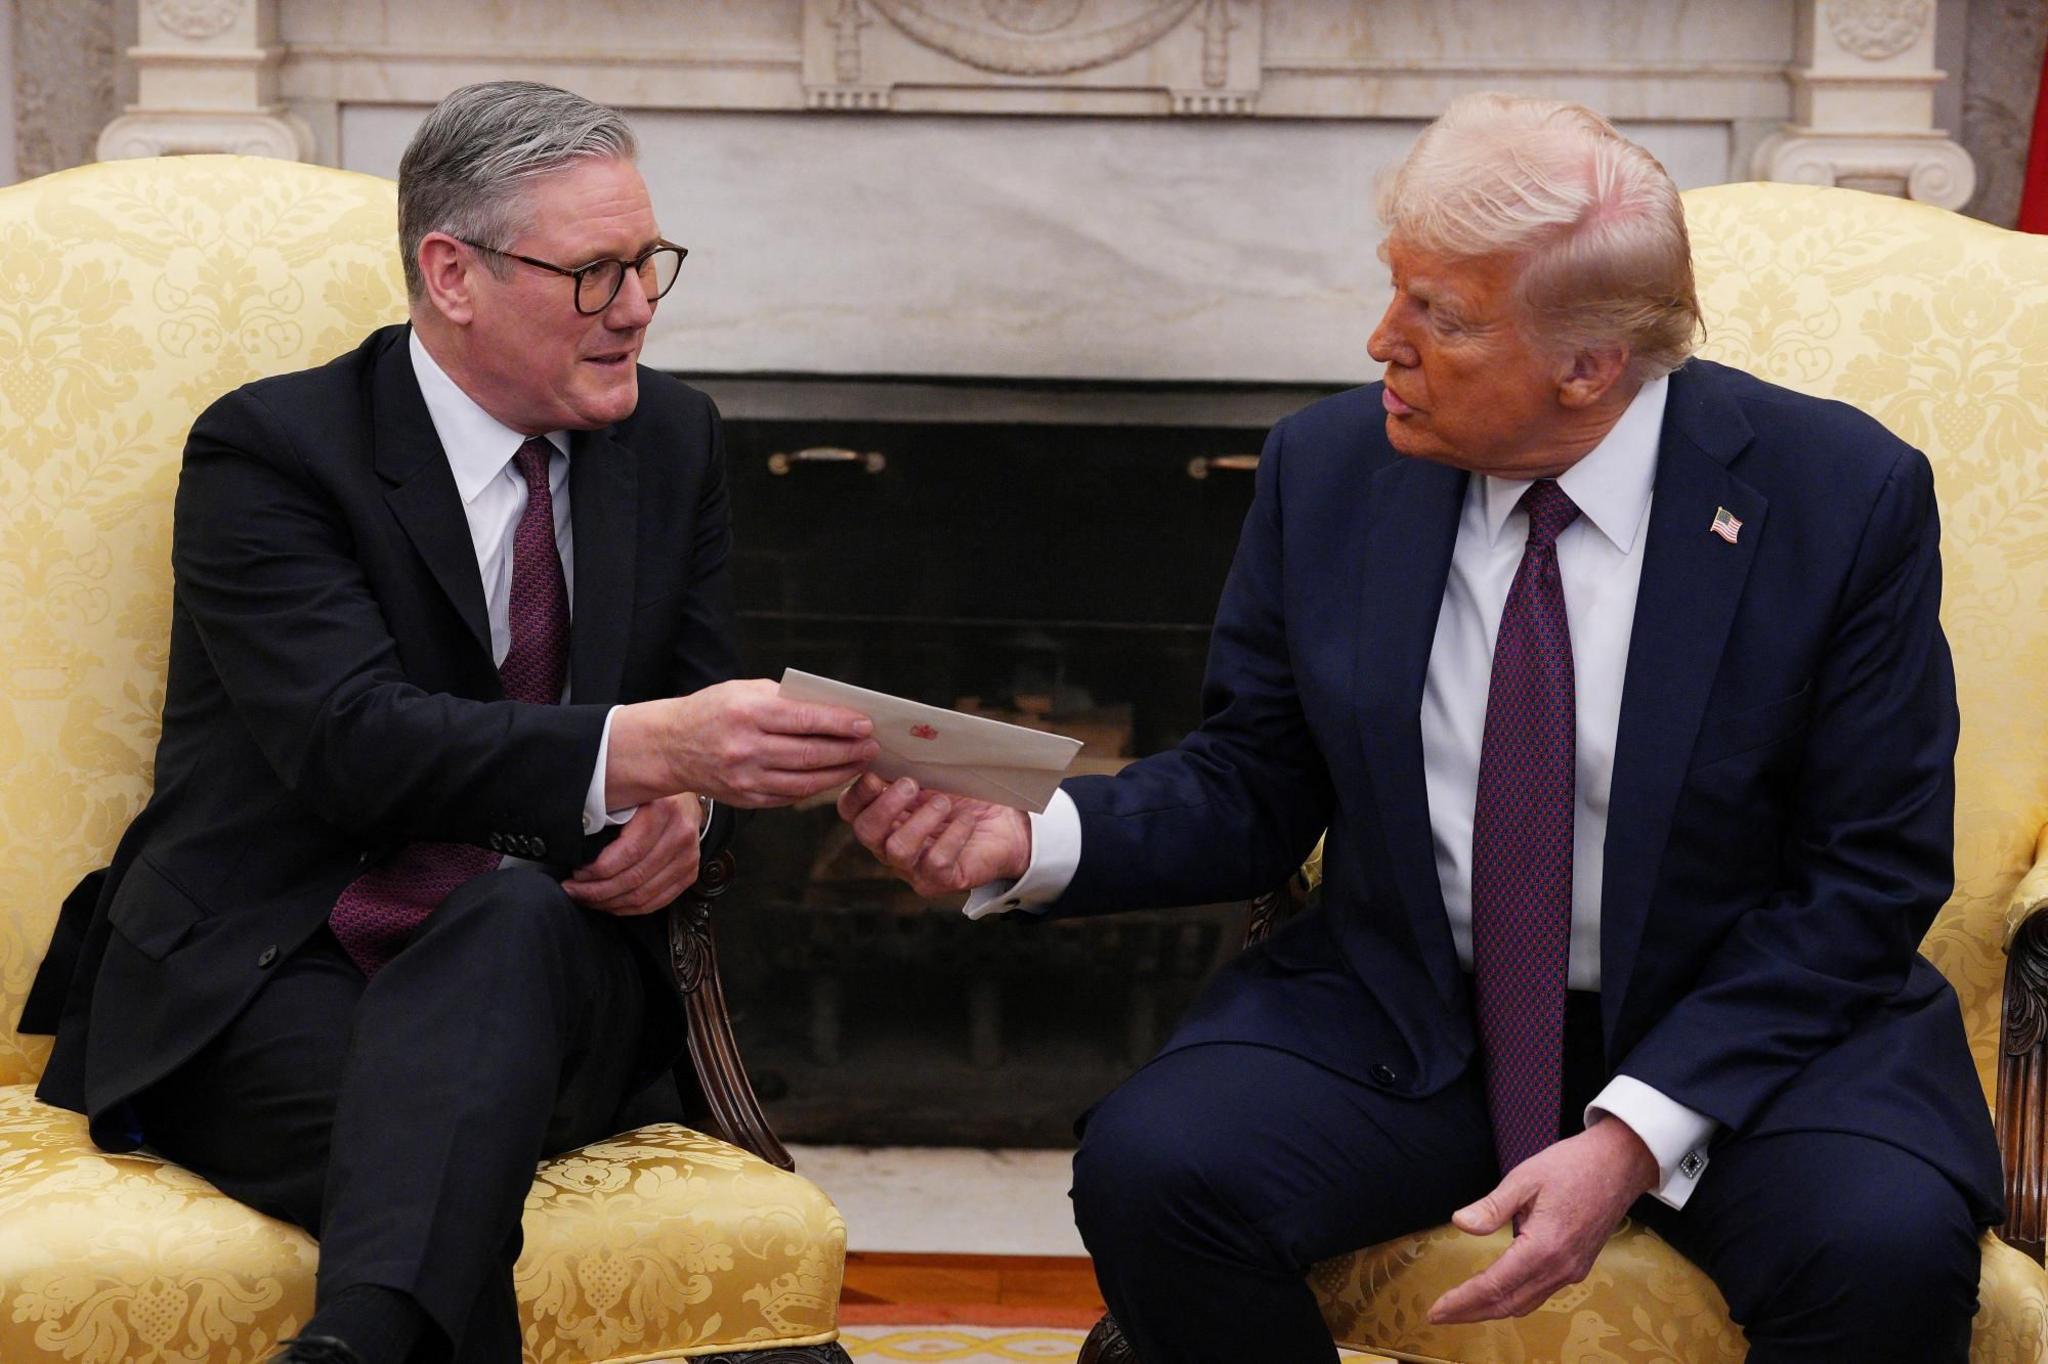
[0,156,851,1363]
[1084,183,2048,1362]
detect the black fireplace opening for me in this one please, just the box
[697,375,1341,1147]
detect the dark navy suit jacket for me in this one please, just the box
[21,324,738,1148]
[1050,358,2003,1223]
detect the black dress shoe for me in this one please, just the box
[272,1336,364,1364]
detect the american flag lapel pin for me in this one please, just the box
[1710,506,1743,544]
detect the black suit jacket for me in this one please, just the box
[1050,359,2004,1222]
[22,324,737,1147]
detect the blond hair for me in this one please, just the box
[1378,92,1701,383]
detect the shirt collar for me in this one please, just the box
[1479,373,1669,555]
[408,327,569,507]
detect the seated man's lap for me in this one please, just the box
[137,869,664,1234]
[1637,1128,1981,1358]
[1074,1040,1498,1274]
[1072,912,1500,1275]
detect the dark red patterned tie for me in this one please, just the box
[1470,478,1580,1175]
[330,437,569,976]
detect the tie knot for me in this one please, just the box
[513,437,553,491]
[1519,479,1579,551]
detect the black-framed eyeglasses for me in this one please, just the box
[455,237,687,315]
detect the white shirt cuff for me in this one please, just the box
[963,788,1080,920]
[1587,1074,1718,1210]
[583,705,639,835]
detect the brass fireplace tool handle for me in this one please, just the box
[1186,453,1260,480]
[767,446,887,475]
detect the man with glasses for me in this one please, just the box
[21,81,876,1364]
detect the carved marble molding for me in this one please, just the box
[96,109,314,161]
[1752,0,1971,203]
[1751,128,1975,207]
[147,0,244,42]
[1824,0,1934,61]
[98,0,314,162]
[801,0,1260,115]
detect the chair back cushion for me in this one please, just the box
[1684,182,2048,1103]
[0,155,406,1084]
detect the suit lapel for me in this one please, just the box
[567,426,638,707]
[1601,362,1764,1032]
[1351,453,1468,1002]
[373,332,494,662]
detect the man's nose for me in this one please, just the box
[605,266,656,330]
[1366,303,1412,367]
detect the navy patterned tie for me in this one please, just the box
[1469,478,1580,1174]
[330,437,569,976]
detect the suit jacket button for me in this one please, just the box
[1369,1064,1396,1086]
[257,946,279,969]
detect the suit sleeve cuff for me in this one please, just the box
[1587,1074,1718,1210]
[963,788,1080,920]
[583,705,640,835]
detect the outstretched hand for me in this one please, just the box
[837,772,1032,899]
[1428,1119,1660,1324]
[612,679,880,810]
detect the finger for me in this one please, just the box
[882,795,953,867]
[572,850,698,912]
[848,778,922,845]
[757,699,875,739]
[1451,1176,1523,1236]
[837,772,890,821]
[1428,1235,1546,1324]
[730,764,877,809]
[572,806,667,882]
[920,806,979,876]
[754,733,882,773]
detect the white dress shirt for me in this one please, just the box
[408,330,634,846]
[969,376,1715,1208]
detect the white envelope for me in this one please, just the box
[778,668,1084,813]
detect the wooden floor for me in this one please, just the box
[840,1250,1106,1327]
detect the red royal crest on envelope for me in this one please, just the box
[910,723,939,740]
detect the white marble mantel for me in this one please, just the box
[98,0,1975,384]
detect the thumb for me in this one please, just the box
[1452,1176,1525,1236]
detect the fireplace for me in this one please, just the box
[695,375,1337,1145]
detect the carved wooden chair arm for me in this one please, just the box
[666,849,793,1171]
[1996,825,2048,1262]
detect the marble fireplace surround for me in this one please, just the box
[103,0,1975,385]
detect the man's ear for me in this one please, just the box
[417,233,476,326]
[1557,346,1630,409]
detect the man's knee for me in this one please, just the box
[431,867,578,945]
[1072,1068,1272,1269]
[1725,1150,1979,1355]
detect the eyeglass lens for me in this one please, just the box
[576,247,684,314]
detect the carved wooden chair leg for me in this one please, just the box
[668,849,794,1170]
[1078,1311,1136,1363]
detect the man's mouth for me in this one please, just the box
[1382,385,1416,416]
[585,350,633,368]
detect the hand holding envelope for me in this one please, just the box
[778,669,1083,813]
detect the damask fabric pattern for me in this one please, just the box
[0,156,850,1362]
[0,1088,848,1362]
[1306,184,2048,1361]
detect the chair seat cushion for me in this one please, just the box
[0,1084,846,1363]
[1312,1217,2046,1364]
[1312,1219,1744,1363]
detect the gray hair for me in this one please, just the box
[1378,92,1701,384]
[398,80,638,301]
